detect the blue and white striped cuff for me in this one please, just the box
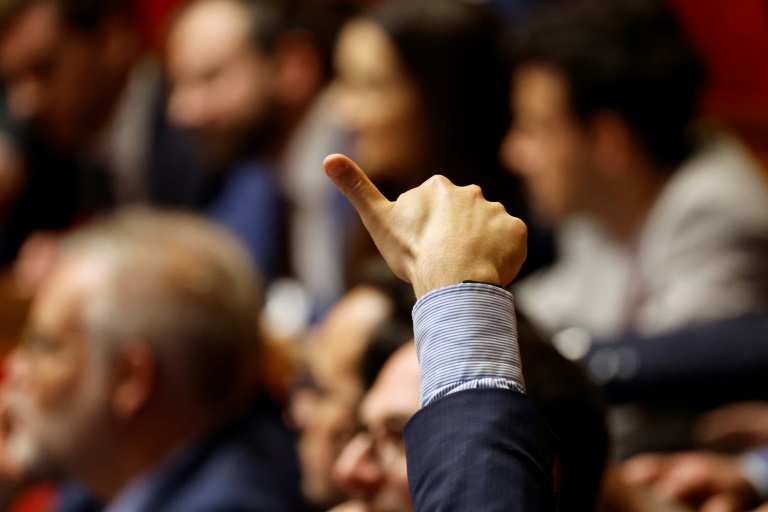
[413,282,526,408]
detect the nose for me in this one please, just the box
[333,433,383,501]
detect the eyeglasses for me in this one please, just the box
[350,416,409,473]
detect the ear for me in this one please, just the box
[273,30,325,109]
[589,110,635,180]
[111,343,156,419]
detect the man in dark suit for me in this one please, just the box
[0,209,305,511]
[323,153,557,511]
[0,0,204,267]
[165,0,345,281]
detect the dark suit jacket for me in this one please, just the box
[404,388,557,511]
[54,395,307,512]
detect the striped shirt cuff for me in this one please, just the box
[413,282,525,408]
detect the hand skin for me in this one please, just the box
[621,452,761,512]
[322,154,528,298]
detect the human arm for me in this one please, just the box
[323,154,555,511]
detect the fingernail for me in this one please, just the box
[325,157,347,177]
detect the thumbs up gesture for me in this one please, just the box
[323,154,528,298]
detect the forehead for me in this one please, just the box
[168,0,255,69]
[360,344,420,426]
[335,19,404,81]
[311,287,391,366]
[0,2,60,70]
[31,254,106,335]
[512,64,572,118]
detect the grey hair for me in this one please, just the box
[61,207,263,407]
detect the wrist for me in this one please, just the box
[413,282,524,407]
[412,263,501,299]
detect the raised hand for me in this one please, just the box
[323,154,527,298]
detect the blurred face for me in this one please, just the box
[502,64,596,227]
[0,3,129,150]
[334,20,429,183]
[333,344,419,512]
[296,286,392,508]
[167,0,279,168]
[0,256,113,481]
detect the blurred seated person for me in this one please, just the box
[292,265,414,511]
[503,0,768,458]
[506,0,768,339]
[0,0,204,270]
[332,0,552,281]
[166,0,344,281]
[294,285,392,510]
[0,209,305,511]
[329,343,418,512]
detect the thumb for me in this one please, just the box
[323,154,389,220]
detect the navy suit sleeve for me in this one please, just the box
[404,388,557,512]
[587,315,768,407]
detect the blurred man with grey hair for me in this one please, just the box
[0,209,306,511]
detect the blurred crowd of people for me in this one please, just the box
[0,0,766,510]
